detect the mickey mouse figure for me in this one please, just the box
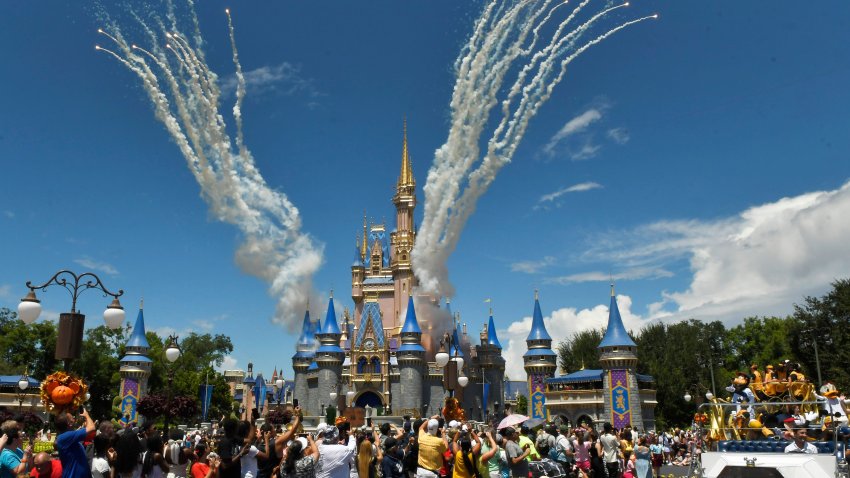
[726,371,756,417]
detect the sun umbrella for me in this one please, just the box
[497,413,530,430]
[524,417,546,429]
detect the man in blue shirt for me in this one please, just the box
[0,421,33,478]
[54,408,95,478]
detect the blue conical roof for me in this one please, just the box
[353,245,363,267]
[487,315,502,348]
[297,310,314,347]
[526,296,551,342]
[401,296,422,334]
[598,290,636,348]
[126,308,149,349]
[320,297,341,335]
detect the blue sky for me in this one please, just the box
[2,1,850,381]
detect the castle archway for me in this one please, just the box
[355,390,383,408]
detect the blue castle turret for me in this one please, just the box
[475,307,505,420]
[524,291,557,420]
[599,283,643,430]
[292,308,316,414]
[313,295,344,416]
[119,301,152,425]
[397,295,426,412]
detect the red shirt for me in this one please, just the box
[30,460,62,478]
[191,462,211,478]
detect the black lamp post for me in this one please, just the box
[435,332,468,398]
[16,369,30,412]
[18,270,126,370]
[163,334,182,437]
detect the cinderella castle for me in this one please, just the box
[290,122,507,420]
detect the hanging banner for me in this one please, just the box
[254,379,267,413]
[530,374,547,420]
[610,369,631,429]
[199,384,214,421]
[483,382,490,417]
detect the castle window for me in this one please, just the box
[371,357,381,374]
[357,357,368,374]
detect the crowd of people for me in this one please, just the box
[0,404,706,478]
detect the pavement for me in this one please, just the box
[659,464,693,477]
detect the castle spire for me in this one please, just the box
[361,212,368,260]
[398,117,414,188]
[598,288,636,349]
[487,314,502,349]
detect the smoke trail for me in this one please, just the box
[97,5,323,330]
[413,1,655,297]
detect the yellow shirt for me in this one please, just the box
[518,435,539,462]
[418,430,448,471]
[453,451,474,478]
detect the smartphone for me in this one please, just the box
[293,399,299,407]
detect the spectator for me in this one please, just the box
[380,437,405,478]
[515,427,538,462]
[416,417,447,478]
[218,419,242,478]
[599,423,620,478]
[1,421,32,478]
[30,452,62,478]
[477,430,502,478]
[501,428,529,478]
[166,430,196,478]
[451,428,481,478]
[142,435,169,478]
[91,435,114,478]
[54,409,95,478]
[190,444,220,478]
[784,428,817,454]
[314,423,356,478]
[280,435,319,478]
[571,428,591,478]
[114,430,143,478]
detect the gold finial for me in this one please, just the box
[361,212,368,259]
[330,289,334,299]
[610,281,615,297]
[398,117,414,187]
[534,289,539,301]
[140,297,144,310]
[306,297,310,311]
[489,306,493,316]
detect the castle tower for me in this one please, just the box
[391,119,417,323]
[292,309,316,413]
[523,292,557,420]
[119,302,151,425]
[598,284,643,429]
[351,238,365,300]
[314,295,344,416]
[475,312,506,420]
[396,295,426,414]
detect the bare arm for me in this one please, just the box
[11,445,32,475]
[479,432,497,464]
[307,434,320,462]
[470,429,482,456]
[82,408,96,434]
[275,408,302,455]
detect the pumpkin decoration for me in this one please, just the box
[40,371,88,415]
[442,397,466,422]
[693,413,708,425]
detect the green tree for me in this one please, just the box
[69,324,130,420]
[788,279,850,391]
[516,394,528,415]
[723,316,799,373]
[0,308,59,379]
[556,329,603,373]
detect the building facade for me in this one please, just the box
[292,122,506,419]
[543,286,657,431]
[118,302,152,425]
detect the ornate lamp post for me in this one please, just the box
[275,378,285,409]
[18,270,125,369]
[17,369,30,412]
[163,334,182,437]
[346,390,356,407]
[435,332,464,397]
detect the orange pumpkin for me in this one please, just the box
[51,385,76,405]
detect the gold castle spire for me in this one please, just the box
[398,117,414,187]
[361,212,368,260]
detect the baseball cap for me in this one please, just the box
[427,419,440,435]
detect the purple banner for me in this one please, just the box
[120,378,140,424]
[609,370,631,429]
[530,374,546,419]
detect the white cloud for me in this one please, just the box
[543,109,604,157]
[607,127,630,145]
[545,267,673,285]
[538,181,602,205]
[2,211,14,219]
[220,62,322,101]
[73,257,119,276]
[500,294,644,380]
[191,314,227,332]
[510,256,556,274]
[218,355,239,372]
[583,179,850,323]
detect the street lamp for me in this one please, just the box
[436,332,462,397]
[17,369,29,412]
[705,391,714,401]
[683,392,692,403]
[163,334,182,437]
[275,378,285,409]
[18,270,125,369]
[346,390,356,407]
